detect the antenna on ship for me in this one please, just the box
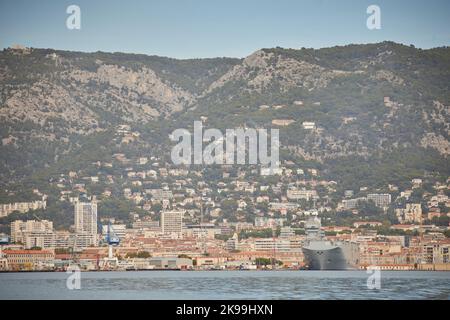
[200,203,207,255]
[71,233,78,266]
[272,225,277,270]
[418,210,424,266]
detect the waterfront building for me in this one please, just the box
[148,257,193,270]
[3,249,54,271]
[0,256,8,270]
[0,247,8,270]
[422,241,450,264]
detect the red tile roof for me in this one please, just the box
[3,250,53,255]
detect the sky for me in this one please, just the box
[0,0,449,59]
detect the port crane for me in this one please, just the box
[99,221,121,270]
[105,222,120,246]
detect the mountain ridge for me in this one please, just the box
[0,41,449,189]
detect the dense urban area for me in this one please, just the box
[0,124,449,271]
[0,43,449,272]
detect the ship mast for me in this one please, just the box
[273,226,278,269]
[200,203,207,255]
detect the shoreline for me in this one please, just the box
[1,268,450,273]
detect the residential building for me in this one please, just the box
[396,204,423,224]
[11,219,54,249]
[287,189,318,201]
[422,242,450,264]
[74,200,98,246]
[0,200,47,217]
[367,193,391,208]
[161,211,184,237]
[302,122,316,130]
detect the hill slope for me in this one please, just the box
[0,42,449,188]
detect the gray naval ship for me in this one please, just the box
[302,216,359,270]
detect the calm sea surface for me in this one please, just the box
[0,271,449,300]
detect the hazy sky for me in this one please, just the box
[1,0,449,58]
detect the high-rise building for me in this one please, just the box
[74,200,98,246]
[161,210,184,237]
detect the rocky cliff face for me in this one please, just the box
[0,42,449,183]
[206,49,357,95]
[0,52,199,133]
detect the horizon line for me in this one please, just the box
[3,40,449,60]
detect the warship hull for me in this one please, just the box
[302,242,358,270]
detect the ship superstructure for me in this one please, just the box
[302,217,359,270]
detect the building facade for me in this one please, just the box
[74,201,98,246]
[3,250,54,270]
[161,211,184,237]
[11,220,54,249]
